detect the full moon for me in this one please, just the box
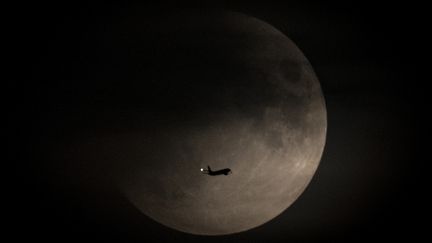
[118,11,327,235]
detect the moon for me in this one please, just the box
[116,11,327,235]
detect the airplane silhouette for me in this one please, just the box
[201,166,232,176]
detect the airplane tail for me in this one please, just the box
[207,166,212,172]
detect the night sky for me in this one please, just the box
[8,1,425,242]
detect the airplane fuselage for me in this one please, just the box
[208,168,231,176]
[201,167,231,176]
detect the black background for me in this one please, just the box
[8,1,425,242]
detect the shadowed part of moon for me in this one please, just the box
[279,58,302,83]
[100,11,329,235]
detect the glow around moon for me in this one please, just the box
[119,11,327,235]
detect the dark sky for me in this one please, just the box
[8,1,425,242]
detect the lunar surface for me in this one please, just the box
[114,11,327,235]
